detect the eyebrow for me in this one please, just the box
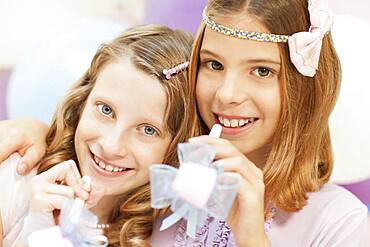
[142,118,165,130]
[200,49,281,66]
[246,59,281,66]
[199,49,223,60]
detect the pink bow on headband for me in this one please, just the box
[288,0,333,77]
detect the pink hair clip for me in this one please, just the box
[162,61,190,80]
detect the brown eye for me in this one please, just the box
[206,61,223,70]
[254,67,272,77]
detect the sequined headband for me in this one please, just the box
[202,8,289,43]
[162,61,190,80]
[202,0,334,77]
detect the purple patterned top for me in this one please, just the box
[173,216,237,247]
[150,183,368,247]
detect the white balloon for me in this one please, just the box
[330,15,370,183]
[7,18,125,124]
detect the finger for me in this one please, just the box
[46,194,72,211]
[17,145,46,175]
[190,135,263,178]
[38,160,81,186]
[30,193,71,213]
[216,159,265,205]
[190,136,240,160]
[214,157,263,184]
[43,184,75,199]
[74,187,90,201]
[77,179,91,193]
[0,131,27,164]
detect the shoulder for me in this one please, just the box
[270,183,368,246]
[307,183,367,217]
[276,183,366,221]
[308,183,368,245]
[297,183,366,224]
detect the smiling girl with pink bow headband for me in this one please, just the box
[150,0,367,246]
[202,0,333,78]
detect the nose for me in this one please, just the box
[215,71,248,106]
[98,127,129,160]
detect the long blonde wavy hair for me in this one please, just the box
[37,24,200,246]
[190,0,341,212]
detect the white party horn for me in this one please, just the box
[209,124,222,138]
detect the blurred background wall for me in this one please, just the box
[0,0,369,215]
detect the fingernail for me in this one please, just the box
[17,161,27,175]
[82,182,91,191]
[76,188,89,200]
[82,175,91,186]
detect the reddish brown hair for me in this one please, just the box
[190,0,341,212]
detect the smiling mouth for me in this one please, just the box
[217,115,258,128]
[89,151,133,177]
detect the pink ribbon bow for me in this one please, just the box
[288,0,333,77]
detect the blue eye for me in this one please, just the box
[143,126,158,136]
[206,61,223,70]
[97,104,113,117]
[253,67,272,77]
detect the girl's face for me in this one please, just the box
[196,16,282,166]
[74,58,171,196]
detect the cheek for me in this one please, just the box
[75,112,99,144]
[142,138,171,165]
[75,126,88,146]
[261,87,281,125]
[74,123,90,159]
[270,86,282,120]
[196,77,213,108]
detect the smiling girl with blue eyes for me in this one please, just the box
[0,24,199,247]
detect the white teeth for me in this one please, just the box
[94,155,100,163]
[230,119,238,127]
[238,119,245,126]
[223,118,231,127]
[94,155,127,173]
[218,116,255,128]
[98,160,106,169]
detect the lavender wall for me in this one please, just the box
[144,0,207,34]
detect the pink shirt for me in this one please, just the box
[150,183,368,246]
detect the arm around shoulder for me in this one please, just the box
[0,118,48,174]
